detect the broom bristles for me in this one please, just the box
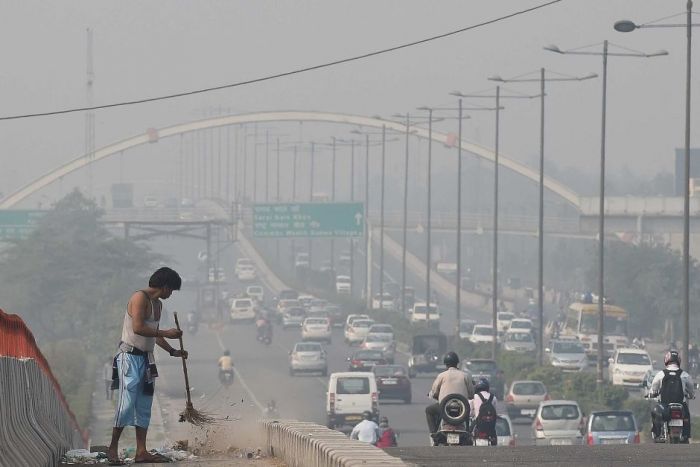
[179,404,216,427]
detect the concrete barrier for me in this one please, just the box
[259,420,407,467]
[0,357,84,467]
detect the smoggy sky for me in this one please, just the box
[0,0,697,205]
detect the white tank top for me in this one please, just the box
[121,291,160,352]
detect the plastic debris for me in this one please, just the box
[62,449,106,464]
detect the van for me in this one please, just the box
[326,372,378,429]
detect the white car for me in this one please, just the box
[336,275,352,295]
[230,298,256,322]
[301,317,332,343]
[143,195,158,208]
[496,312,515,333]
[237,265,256,281]
[289,342,327,376]
[509,318,533,333]
[458,319,477,340]
[367,324,394,341]
[246,285,264,303]
[469,325,496,344]
[235,258,254,275]
[608,348,653,387]
[533,400,584,446]
[208,267,225,283]
[298,294,315,310]
[295,252,310,269]
[547,340,588,372]
[502,330,536,353]
[326,372,378,429]
[371,293,395,311]
[344,314,370,330]
[496,415,516,447]
[409,302,439,325]
[344,319,375,345]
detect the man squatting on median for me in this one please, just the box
[107,267,187,464]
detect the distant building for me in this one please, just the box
[674,148,700,196]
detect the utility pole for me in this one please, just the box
[84,28,95,200]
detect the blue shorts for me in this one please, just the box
[113,353,153,428]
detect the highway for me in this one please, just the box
[148,230,542,452]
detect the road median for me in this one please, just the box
[259,420,407,466]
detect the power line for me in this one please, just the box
[0,0,563,122]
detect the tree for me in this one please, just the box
[0,190,159,347]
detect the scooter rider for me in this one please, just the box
[351,411,381,445]
[649,350,695,441]
[470,378,499,445]
[425,351,475,443]
[218,349,234,383]
[256,311,272,340]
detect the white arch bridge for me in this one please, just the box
[0,111,581,210]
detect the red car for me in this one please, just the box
[373,365,412,404]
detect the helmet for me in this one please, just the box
[475,377,490,393]
[379,416,389,427]
[362,410,373,421]
[223,349,230,356]
[443,351,460,368]
[665,350,681,367]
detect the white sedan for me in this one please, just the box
[301,317,332,343]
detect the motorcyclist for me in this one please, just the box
[350,411,381,445]
[375,416,398,448]
[425,351,475,444]
[256,311,272,340]
[263,400,279,418]
[217,349,234,383]
[470,377,499,445]
[186,310,198,331]
[649,350,695,441]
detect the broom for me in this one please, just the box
[173,312,215,427]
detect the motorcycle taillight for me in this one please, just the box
[671,409,683,419]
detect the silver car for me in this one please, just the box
[548,340,588,372]
[533,400,584,446]
[360,334,396,364]
[503,331,536,353]
[282,307,306,329]
[289,342,327,376]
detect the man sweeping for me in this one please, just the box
[107,267,187,465]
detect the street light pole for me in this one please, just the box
[538,68,546,366]
[597,40,609,386]
[492,87,500,360]
[683,1,693,366]
[265,130,270,202]
[614,6,695,361]
[365,134,371,309]
[309,142,315,268]
[457,100,464,329]
[546,41,666,384]
[426,109,433,322]
[331,136,336,272]
[380,125,387,308]
[351,139,356,297]
[401,114,411,317]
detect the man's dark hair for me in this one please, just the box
[149,267,182,290]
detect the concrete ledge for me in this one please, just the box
[260,420,407,467]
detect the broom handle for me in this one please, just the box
[173,312,193,406]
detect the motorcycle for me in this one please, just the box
[431,394,471,446]
[219,369,234,386]
[655,402,688,444]
[471,421,497,446]
[256,323,273,345]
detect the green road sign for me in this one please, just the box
[253,203,364,238]
[0,210,46,240]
